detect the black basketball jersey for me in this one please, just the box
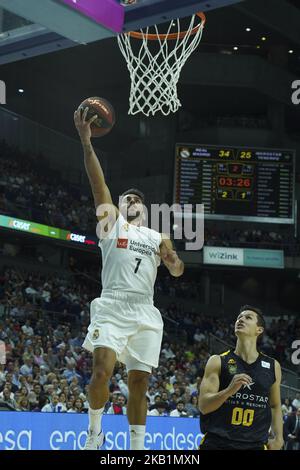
[200,350,276,446]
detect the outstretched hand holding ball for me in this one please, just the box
[74,97,115,139]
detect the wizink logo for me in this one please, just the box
[0,80,6,104]
[209,252,238,260]
[291,80,300,105]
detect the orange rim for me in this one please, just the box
[127,12,206,40]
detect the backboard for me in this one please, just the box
[0,0,245,64]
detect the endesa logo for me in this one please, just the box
[117,238,128,249]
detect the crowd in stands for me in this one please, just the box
[174,226,300,255]
[0,266,94,327]
[203,226,300,255]
[0,264,300,427]
[1,140,299,255]
[157,286,300,369]
[0,140,95,233]
[1,137,300,448]
[2,262,299,372]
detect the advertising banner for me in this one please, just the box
[203,247,244,266]
[0,412,202,451]
[244,249,284,269]
[203,247,284,269]
[0,215,97,248]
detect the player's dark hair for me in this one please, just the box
[239,305,265,330]
[121,188,145,203]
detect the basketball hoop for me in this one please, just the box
[117,13,206,116]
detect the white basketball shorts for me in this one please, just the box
[82,290,164,373]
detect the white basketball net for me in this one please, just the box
[117,14,205,116]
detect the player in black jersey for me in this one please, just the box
[198,305,284,450]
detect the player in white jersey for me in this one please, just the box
[74,107,184,450]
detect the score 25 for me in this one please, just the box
[238,151,252,160]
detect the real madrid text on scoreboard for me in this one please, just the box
[174,144,295,224]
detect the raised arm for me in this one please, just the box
[159,235,184,277]
[198,355,253,415]
[267,360,284,450]
[74,107,118,221]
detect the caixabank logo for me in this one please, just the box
[0,80,6,104]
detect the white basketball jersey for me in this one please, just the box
[99,213,162,297]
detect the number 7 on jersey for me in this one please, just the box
[134,258,142,273]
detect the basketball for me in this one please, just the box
[78,97,116,138]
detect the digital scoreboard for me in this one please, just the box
[174,144,295,224]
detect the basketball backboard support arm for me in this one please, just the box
[0,0,122,65]
[0,0,245,65]
[121,0,245,32]
[59,0,246,33]
[59,0,124,33]
[0,0,120,43]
